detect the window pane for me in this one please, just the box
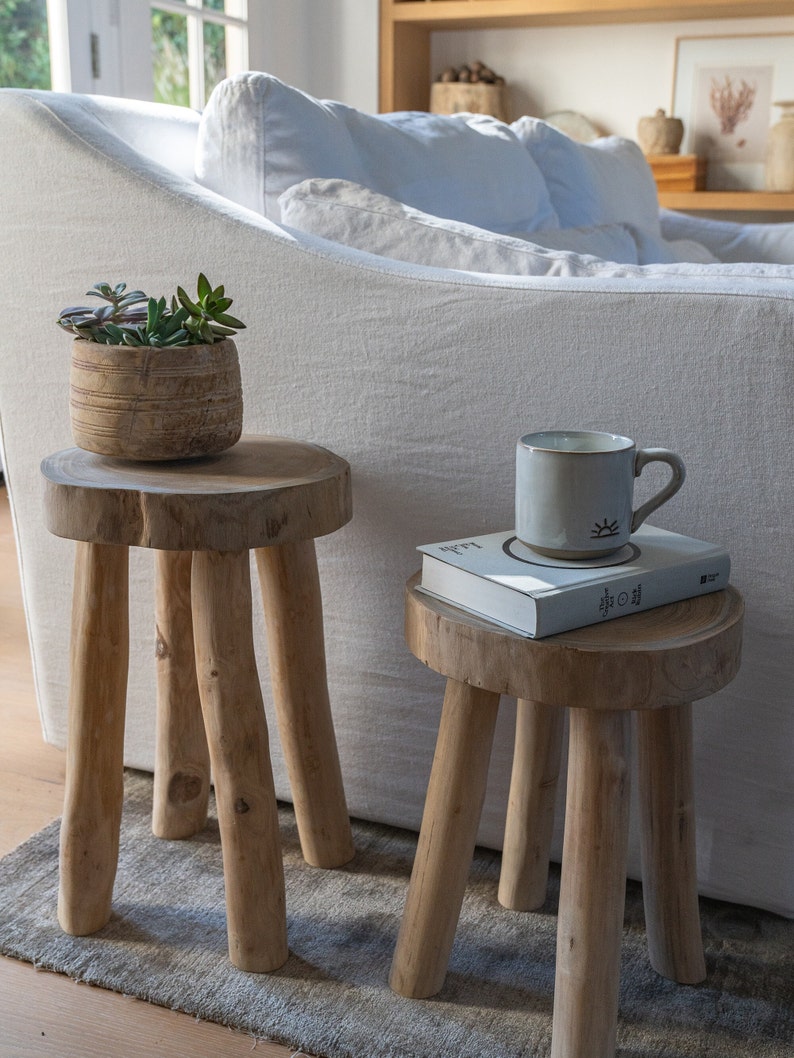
[152,8,189,108]
[203,0,225,10]
[0,0,51,89]
[203,20,225,104]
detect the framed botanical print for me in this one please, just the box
[672,33,794,190]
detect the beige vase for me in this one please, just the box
[764,101,794,192]
[69,338,243,461]
[637,109,684,156]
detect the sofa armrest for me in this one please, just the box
[660,207,794,264]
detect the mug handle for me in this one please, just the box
[631,449,686,532]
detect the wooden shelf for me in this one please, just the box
[386,1,791,31]
[657,191,794,212]
[379,1,794,217]
[380,0,793,111]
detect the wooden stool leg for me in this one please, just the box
[551,708,631,1058]
[637,703,706,984]
[58,542,129,936]
[389,679,500,999]
[152,550,210,839]
[192,549,288,973]
[256,539,354,868]
[498,698,564,911]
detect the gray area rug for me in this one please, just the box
[0,771,792,1058]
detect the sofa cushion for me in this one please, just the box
[510,223,640,263]
[279,178,644,276]
[510,117,661,235]
[196,72,559,234]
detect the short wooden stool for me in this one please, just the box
[390,574,743,1058]
[42,435,355,973]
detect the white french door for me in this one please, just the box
[47,0,249,107]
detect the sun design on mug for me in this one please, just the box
[591,518,620,539]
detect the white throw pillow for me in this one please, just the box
[196,72,559,234]
[279,179,794,284]
[510,224,639,264]
[279,179,641,276]
[510,117,661,235]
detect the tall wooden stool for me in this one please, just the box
[42,435,355,973]
[390,574,743,1058]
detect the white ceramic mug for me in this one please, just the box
[515,430,686,559]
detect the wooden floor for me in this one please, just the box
[0,488,308,1058]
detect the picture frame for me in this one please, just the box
[672,33,794,190]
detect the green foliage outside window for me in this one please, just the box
[152,4,227,109]
[0,0,51,89]
[152,9,189,108]
[203,20,225,101]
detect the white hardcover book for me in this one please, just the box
[418,524,730,639]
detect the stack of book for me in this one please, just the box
[417,524,730,639]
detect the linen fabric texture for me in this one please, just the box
[197,72,725,271]
[278,179,794,279]
[279,179,641,275]
[660,208,794,263]
[510,116,663,233]
[196,72,559,234]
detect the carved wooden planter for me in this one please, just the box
[69,338,243,461]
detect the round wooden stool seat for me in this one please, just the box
[42,435,351,551]
[404,572,743,710]
[42,436,355,974]
[391,574,743,1058]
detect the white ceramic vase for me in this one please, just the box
[765,101,794,192]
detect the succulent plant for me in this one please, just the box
[57,275,245,347]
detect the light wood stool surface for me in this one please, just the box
[390,574,743,1058]
[42,436,355,973]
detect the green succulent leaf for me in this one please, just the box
[214,311,245,329]
[176,286,197,312]
[197,273,212,302]
[87,283,114,300]
[58,277,245,348]
[117,290,148,309]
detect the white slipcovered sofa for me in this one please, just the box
[0,76,791,918]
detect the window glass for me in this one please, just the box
[152,7,189,107]
[203,19,225,102]
[151,0,246,109]
[0,0,51,89]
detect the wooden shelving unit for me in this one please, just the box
[379,0,794,112]
[379,1,794,215]
[658,190,794,212]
